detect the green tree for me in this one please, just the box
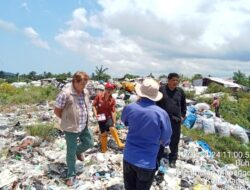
[0,71,4,78]
[28,71,37,80]
[147,73,155,78]
[123,73,139,79]
[92,65,111,81]
[192,73,203,81]
[205,82,230,93]
[233,70,248,87]
[158,74,168,79]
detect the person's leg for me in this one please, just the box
[109,127,125,148]
[98,121,108,152]
[123,160,137,190]
[105,118,124,148]
[169,122,181,165]
[135,166,156,190]
[76,127,94,155]
[215,107,220,117]
[64,131,78,178]
[100,132,108,153]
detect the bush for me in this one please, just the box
[0,85,59,106]
[205,82,230,93]
[0,83,16,94]
[184,90,195,99]
[220,95,250,129]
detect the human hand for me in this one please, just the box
[164,146,171,154]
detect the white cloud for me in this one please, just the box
[55,0,250,77]
[24,27,50,50]
[66,8,88,30]
[0,19,17,32]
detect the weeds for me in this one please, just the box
[0,84,59,106]
[26,124,57,142]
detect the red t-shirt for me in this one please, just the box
[93,93,116,119]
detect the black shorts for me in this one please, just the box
[98,118,113,133]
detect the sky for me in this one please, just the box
[1,0,250,78]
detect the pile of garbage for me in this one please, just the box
[0,100,250,189]
[182,103,249,144]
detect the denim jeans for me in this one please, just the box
[123,160,156,190]
[65,127,93,178]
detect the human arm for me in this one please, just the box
[160,113,173,146]
[180,88,187,119]
[111,111,116,127]
[54,91,67,119]
[111,98,116,126]
[92,106,98,119]
[54,107,63,119]
[92,95,99,119]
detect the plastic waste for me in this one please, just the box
[159,158,169,174]
[196,140,213,158]
[182,113,197,129]
[202,117,215,134]
[195,103,210,111]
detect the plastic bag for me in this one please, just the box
[182,113,197,129]
[202,117,215,134]
[192,115,203,130]
[230,124,249,144]
[214,121,230,137]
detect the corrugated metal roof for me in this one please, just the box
[204,77,241,88]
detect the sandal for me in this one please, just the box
[76,154,84,161]
[66,177,74,186]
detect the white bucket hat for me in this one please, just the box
[135,78,163,101]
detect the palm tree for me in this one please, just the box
[93,65,111,81]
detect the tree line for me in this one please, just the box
[0,68,250,88]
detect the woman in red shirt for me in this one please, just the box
[93,83,125,152]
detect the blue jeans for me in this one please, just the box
[65,127,93,178]
[123,160,156,190]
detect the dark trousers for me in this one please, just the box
[157,120,181,164]
[123,160,156,190]
[169,121,181,163]
[215,107,220,117]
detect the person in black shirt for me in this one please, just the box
[156,73,186,169]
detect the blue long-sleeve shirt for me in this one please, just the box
[121,98,172,169]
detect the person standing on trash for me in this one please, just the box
[211,96,220,117]
[121,78,172,190]
[54,71,94,186]
[92,83,125,153]
[156,73,186,168]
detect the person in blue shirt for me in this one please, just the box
[121,78,172,190]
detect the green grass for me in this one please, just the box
[182,126,250,178]
[0,84,59,109]
[26,124,57,142]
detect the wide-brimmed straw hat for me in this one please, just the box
[135,78,162,101]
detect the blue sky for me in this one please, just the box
[1,0,250,78]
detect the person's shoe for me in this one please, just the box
[66,177,74,186]
[76,154,84,161]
